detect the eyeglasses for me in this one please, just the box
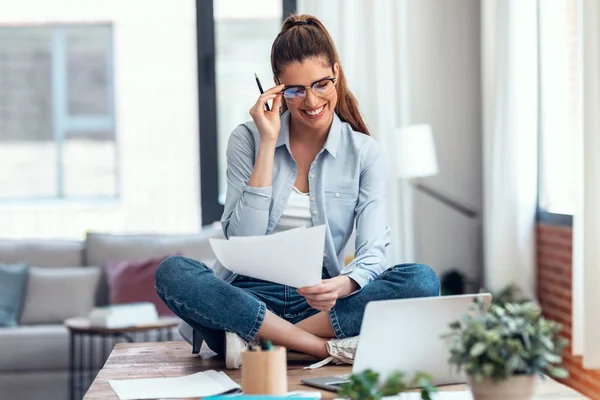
[280,77,336,101]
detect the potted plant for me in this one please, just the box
[444,299,569,399]
[338,369,437,400]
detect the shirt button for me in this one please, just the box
[312,210,318,215]
[335,193,340,197]
[309,173,315,178]
[310,196,316,202]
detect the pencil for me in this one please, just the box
[254,72,271,111]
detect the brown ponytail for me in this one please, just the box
[270,14,370,136]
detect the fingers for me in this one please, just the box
[304,292,337,302]
[263,84,285,95]
[250,94,277,116]
[249,85,284,117]
[307,300,336,312]
[272,92,283,112]
[298,282,333,295]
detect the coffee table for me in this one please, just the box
[65,317,179,400]
[84,341,585,399]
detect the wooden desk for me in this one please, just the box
[84,341,586,399]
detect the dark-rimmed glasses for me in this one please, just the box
[280,77,336,101]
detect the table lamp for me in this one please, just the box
[395,124,439,179]
[395,124,479,293]
[395,124,476,217]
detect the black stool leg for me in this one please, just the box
[192,329,202,354]
[69,332,75,400]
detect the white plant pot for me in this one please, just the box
[468,375,537,400]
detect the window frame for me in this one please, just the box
[196,0,297,225]
[0,23,118,202]
[535,0,575,227]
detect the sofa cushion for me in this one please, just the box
[86,227,224,305]
[0,324,71,371]
[0,323,183,373]
[0,370,69,400]
[20,267,101,325]
[0,324,112,372]
[106,255,175,316]
[0,239,84,267]
[0,263,29,327]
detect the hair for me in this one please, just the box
[270,14,370,135]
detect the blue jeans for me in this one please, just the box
[155,256,440,355]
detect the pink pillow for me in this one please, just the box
[106,254,176,316]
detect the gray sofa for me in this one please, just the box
[0,226,223,400]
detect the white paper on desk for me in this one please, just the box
[210,225,325,288]
[203,370,239,390]
[108,370,240,400]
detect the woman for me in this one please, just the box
[155,14,440,369]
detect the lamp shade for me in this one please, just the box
[394,124,439,179]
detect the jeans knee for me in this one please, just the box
[155,255,181,292]
[155,255,206,293]
[389,263,440,297]
[413,264,441,297]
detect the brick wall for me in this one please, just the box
[537,222,600,398]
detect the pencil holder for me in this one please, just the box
[241,346,288,395]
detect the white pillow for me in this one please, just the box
[19,266,101,325]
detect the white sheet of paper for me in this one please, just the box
[228,226,307,240]
[108,370,239,400]
[209,225,325,288]
[203,370,240,391]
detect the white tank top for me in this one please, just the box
[272,186,313,233]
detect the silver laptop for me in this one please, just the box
[302,293,492,392]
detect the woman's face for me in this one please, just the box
[276,57,339,133]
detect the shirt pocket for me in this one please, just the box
[324,191,357,201]
[324,190,357,249]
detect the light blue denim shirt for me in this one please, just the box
[212,111,391,288]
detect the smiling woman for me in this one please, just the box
[155,13,440,371]
[271,16,370,136]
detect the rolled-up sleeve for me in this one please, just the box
[221,125,272,238]
[340,141,391,288]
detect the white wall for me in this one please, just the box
[0,0,201,239]
[407,0,483,286]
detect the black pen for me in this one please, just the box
[254,72,271,111]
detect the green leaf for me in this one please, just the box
[482,363,495,376]
[409,371,435,388]
[547,366,569,379]
[338,369,381,400]
[543,353,562,364]
[470,342,487,357]
[378,371,406,396]
[540,336,555,351]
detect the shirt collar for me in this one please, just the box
[276,111,342,158]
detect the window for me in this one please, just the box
[214,0,285,205]
[0,24,117,200]
[198,0,296,224]
[538,0,581,216]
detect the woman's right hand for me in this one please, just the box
[249,84,285,144]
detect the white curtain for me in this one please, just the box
[572,0,600,368]
[297,0,413,263]
[481,0,538,296]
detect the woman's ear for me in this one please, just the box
[273,76,280,86]
[333,63,340,79]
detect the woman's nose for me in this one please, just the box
[303,89,320,108]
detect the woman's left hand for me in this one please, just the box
[298,276,359,312]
